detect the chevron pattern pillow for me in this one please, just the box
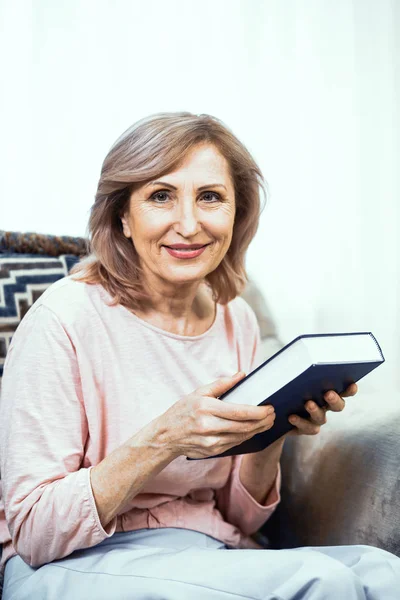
[0,254,80,379]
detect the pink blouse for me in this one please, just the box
[0,276,281,571]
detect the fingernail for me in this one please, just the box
[289,416,298,424]
[266,406,275,415]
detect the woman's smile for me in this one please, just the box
[162,243,211,259]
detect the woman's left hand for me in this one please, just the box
[287,382,358,437]
[239,383,359,504]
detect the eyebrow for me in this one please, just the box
[146,180,227,192]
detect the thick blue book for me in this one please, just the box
[187,332,384,460]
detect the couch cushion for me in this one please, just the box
[0,254,80,379]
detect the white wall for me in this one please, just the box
[1,0,399,392]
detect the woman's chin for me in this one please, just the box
[160,266,211,285]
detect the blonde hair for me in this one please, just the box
[70,112,268,310]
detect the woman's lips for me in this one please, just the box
[163,245,209,259]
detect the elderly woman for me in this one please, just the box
[0,112,399,600]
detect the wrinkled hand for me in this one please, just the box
[154,371,275,459]
[286,383,358,437]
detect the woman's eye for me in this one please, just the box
[150,191,170,203]
[201,191,221,202]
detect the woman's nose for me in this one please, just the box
[172,199,202,236]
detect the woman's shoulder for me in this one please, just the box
[4,277,97,359]
[226,294,258,327]
[38,274,92,305]
[23,275,102,328]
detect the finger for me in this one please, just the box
[305,401,327,425]
[198,372,246,398]
[210,398,274,422]
[224,415,276,441]
[200,414,276,454]
[341,382,358,397]
[288,414,321,435]
[323,391,346,412]
[204,411,276,435]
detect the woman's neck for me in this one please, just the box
[133,281,216,337]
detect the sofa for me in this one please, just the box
[0,230,399,596]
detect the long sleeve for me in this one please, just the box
[215,456,281,536]
[0,304,117,567]
[215,299,281,536]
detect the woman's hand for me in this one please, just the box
[152,371,276,459]
[286,382,358,437]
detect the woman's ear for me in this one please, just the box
[121,214,131,239]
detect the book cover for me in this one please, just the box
[187,332,384,460]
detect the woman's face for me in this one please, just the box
[121,143,236,288]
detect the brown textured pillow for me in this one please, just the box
[0,230,88,257]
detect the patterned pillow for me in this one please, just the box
[0,254,80,379]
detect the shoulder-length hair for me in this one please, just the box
[70,112,268,310]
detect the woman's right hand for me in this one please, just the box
[153,371,276,459]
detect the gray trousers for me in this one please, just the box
[3,527,400,599]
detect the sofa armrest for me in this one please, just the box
[278,388,400,556]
